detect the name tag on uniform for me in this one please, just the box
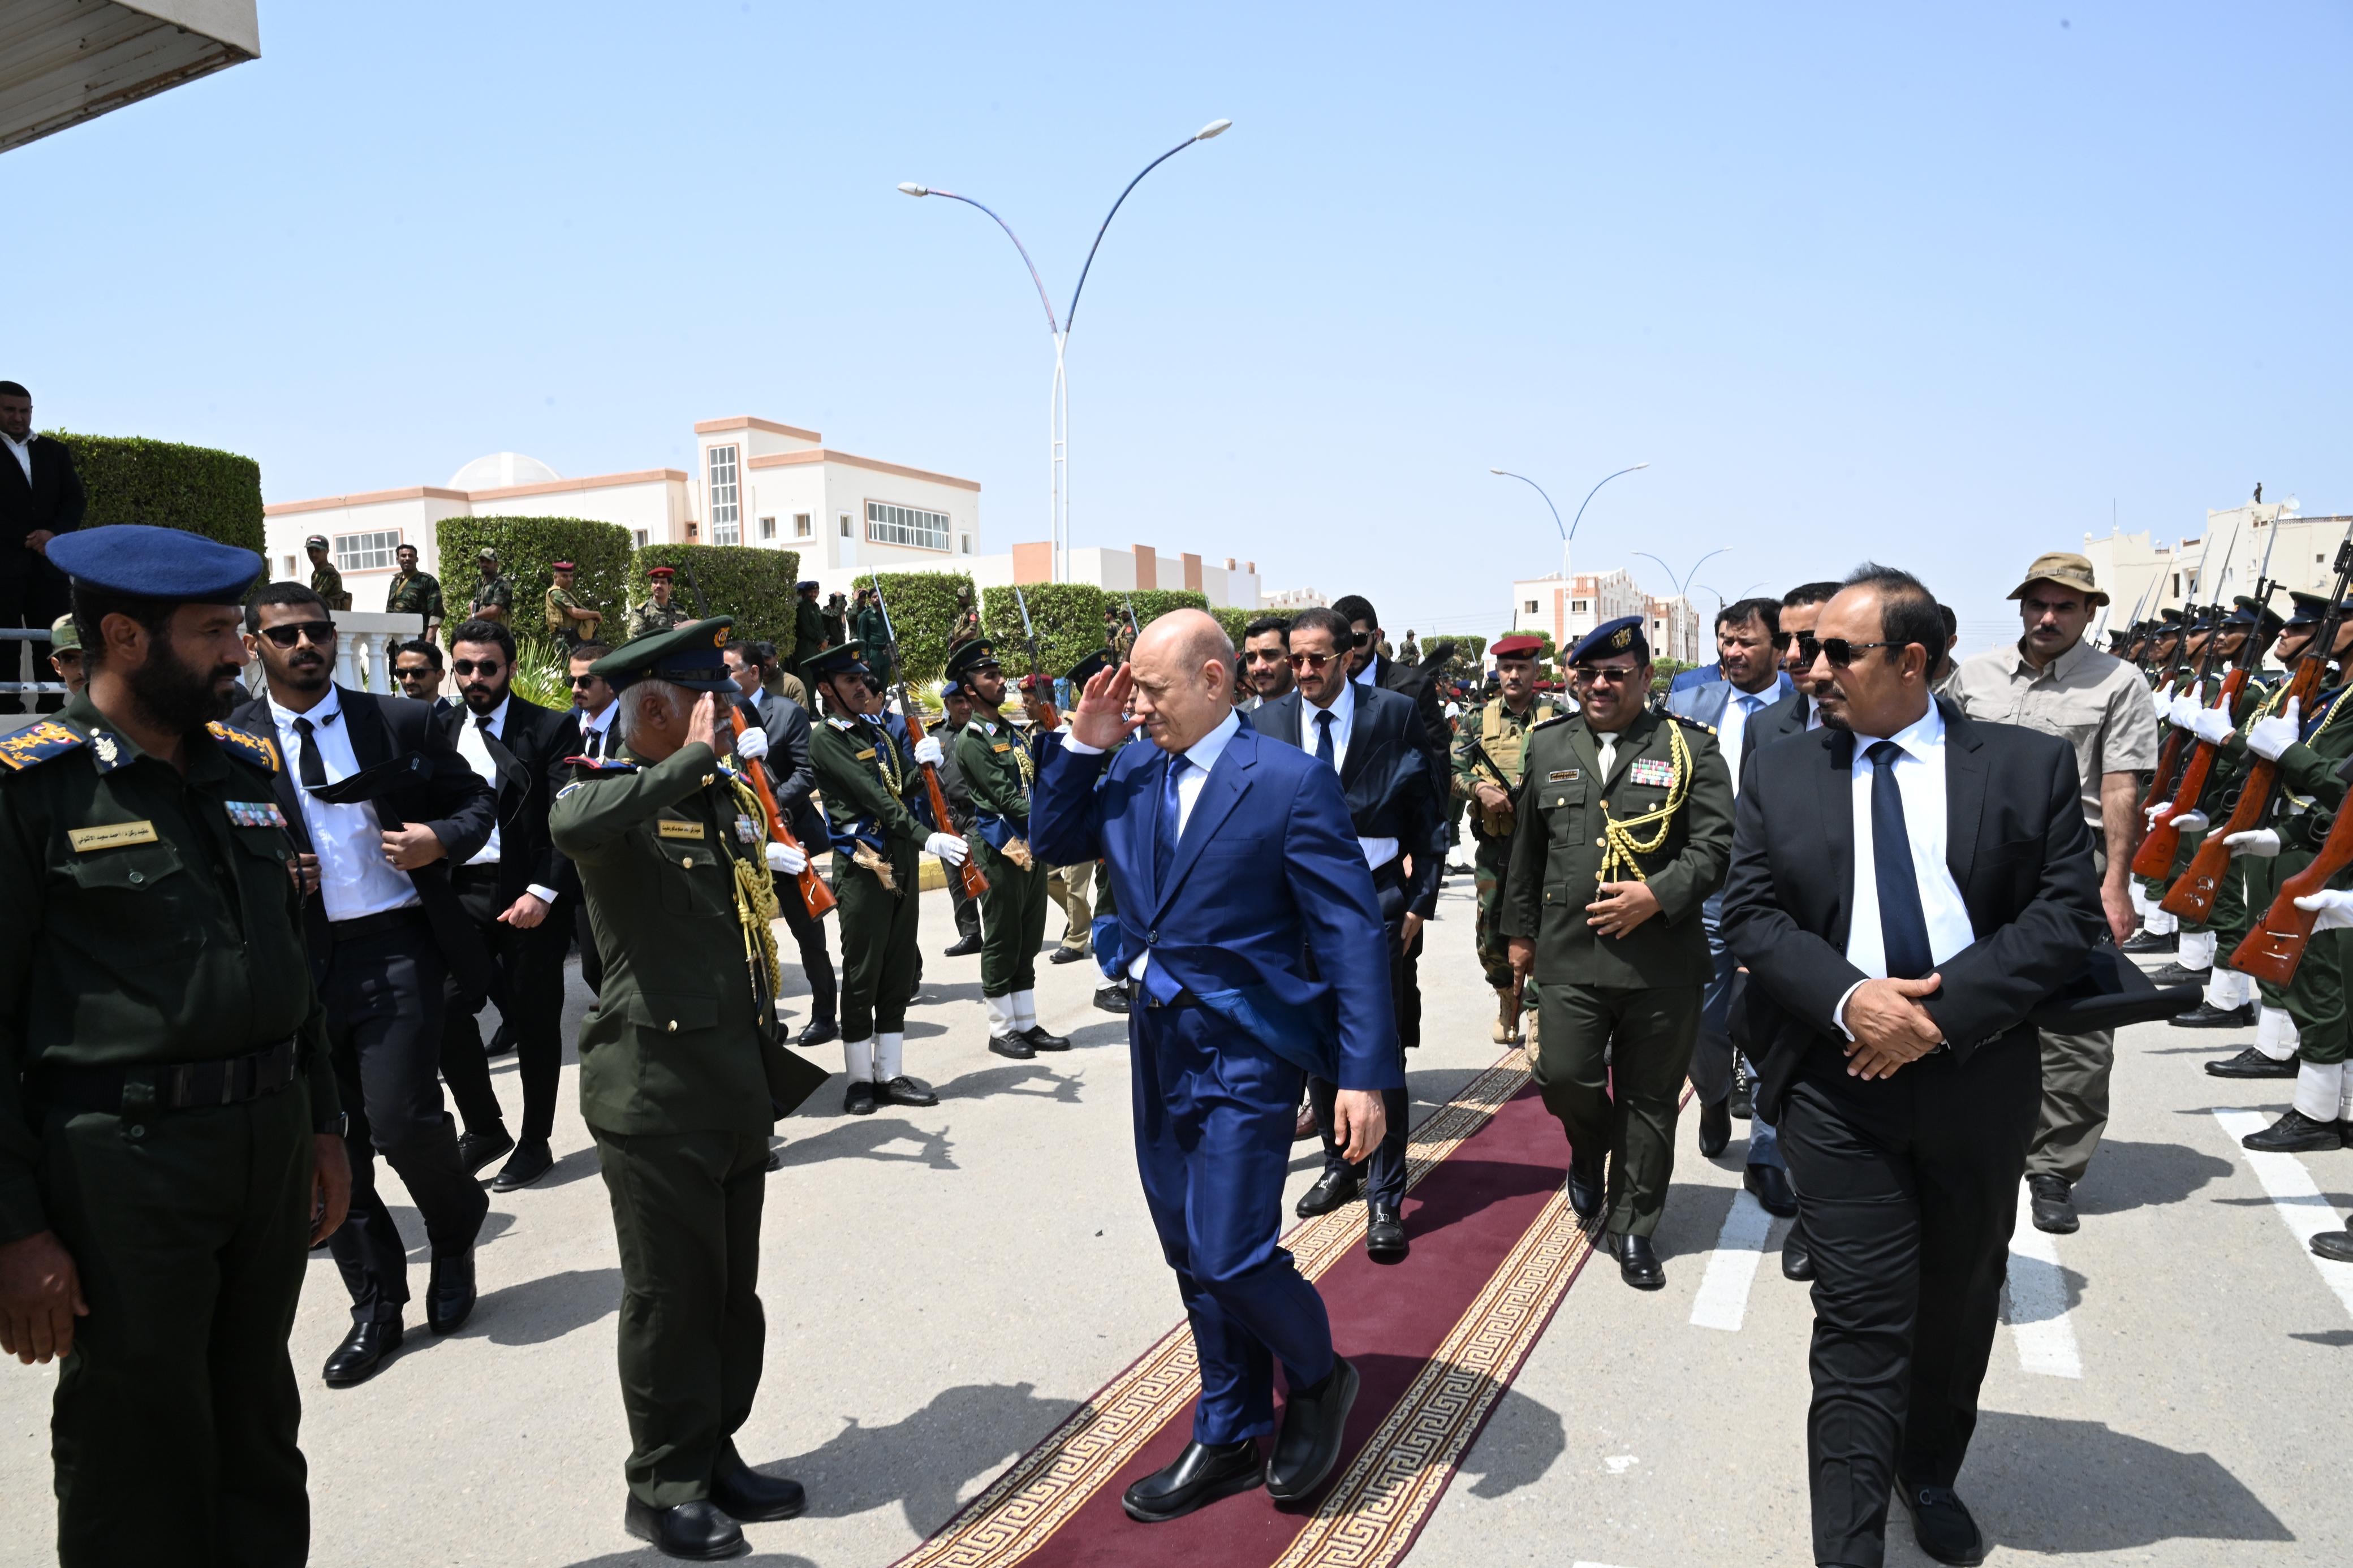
[855,748,877,761]
[1548,768,1579,783]
[224,800,288,830]
[1630,758,1677,788]
[70,820,160,852]
[658,819,705,840]
[993,742,1012,753]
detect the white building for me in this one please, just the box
[1645,594,1705,666]
[2078,496,2353,631]
[1511,569,1647,652]
[965,542,1260,608]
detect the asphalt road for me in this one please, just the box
[2,878,2347,1566]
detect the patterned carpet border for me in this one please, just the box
[890,1048,1536,1568]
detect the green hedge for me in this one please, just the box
[436,516,634,640]
[1124,588,1210,627]
[1210,607,1256,649]
[56,431,264,554]
[1450,634,1489,672]
[865,570,974,685]
[983,582,1110,679]
[631,543,802,647]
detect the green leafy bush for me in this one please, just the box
[631,543,802,647]
[437,516,634,640]
[1124,589,1210,627]
[1449,634,1489,672]
[982,582,1110,679]
[55,431,264,553]
[865,570,975,685]
[507,630,574,711]
[1210,607,1256,649]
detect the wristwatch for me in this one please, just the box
[314,1111,349,1138]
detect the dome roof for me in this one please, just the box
[449,451,561,491]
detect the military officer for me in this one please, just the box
[790,580,828,683]
[303,533,351,611]
[628,565,691,642]
[1453,633,1563,1044]
[0,524,351,1567]
[803,642,963,1112]
[945,640,1071,1060]
[544,560,602,651]
[1500,616,1734,1290]
[383,541,445,637]
[548,617,826,1560]
[467,546,512,627]
[850,588,895,688]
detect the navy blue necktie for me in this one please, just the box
[1867,740,1935,980]
[1155,753,1189,893]
[1314,708,1336,769]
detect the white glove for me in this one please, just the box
[913,736,945,767]
[765,840,808,875]
[733,725,769,762]
[2224,828,2281,859]
[2168,694,2203,728]
[2246,698,2302,762]
[2191,706,2234,745]
[2151,680,2175,717]
[2295,889,2353,932]
[2170,809,2209,835]
[2145,800,2175,828]
[925,831,968,865]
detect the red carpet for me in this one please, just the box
[896,1048,1624,1568]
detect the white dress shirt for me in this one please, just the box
[1,430,32,483]
[266,686,422,923]
[453,696,563,904]
[1352,653,1378,688]
[1060,709,1243,987]
[1834,700,1977,1035]
[577,701,617,758]
[1718,684,1775,796]
[1301,680,1399,871]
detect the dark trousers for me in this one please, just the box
[774,873,837,1025]
[945,853,982,942]
[442,867,570,1144]
[977,845,1049,998]
[1132,998,1333,1445]
[1778,1035,2040,1568]
[1532,981,1701,1237]
[324,917,485,1323]
[592,1124,769,1507]
[836,850,919,1039]
[0,556,70,714]
[39,1081,315,1568]
[1308,913,1411,1206]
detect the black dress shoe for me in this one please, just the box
[1265,1356,1359,1504]
[2145,961,2208,987]
[2027,1173,2078,1234]
[843,1081,879,1116]
[322,1318,403,1387]
[710,1445,807,1522]
[1121,1437,1262,1522]
[1049,945,1088,964]
[1895,1476,1988,1566]
[941,932,984,957]
[1781,1217,1814,1281]
[2206,1046,2299,1079]
[1294,1168,1361,1219]
[1605,1230,1665,1289]
[1024,1023,1072,1051]
[1697,1098,1731,1157]
[1565,1151,1604,1230]
[1745,1163,1798,1217]
[2171,1000,2255,1029]
[988,1034,1035,1060]
[623,1496,745,1560]
[1365,1202,1407,1261]
[457,1129,515,1178]
[765,1143,784,1172]
[1093,980,1132,1014]
[878,1074,938,1107]
[2312,1227,2353,1264]
[795,1018,841,1049]
[426,1250,476,1334]
[1727,1059,1753,1120]
[492,1138,554,1192]
[2243,1108,2346,1152]
[2121,926,2174,954]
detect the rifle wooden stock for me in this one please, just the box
[2231,798,2353,984]
[2162,666,2325,922]
[900,702,989,900]
[2139,724,2191,815]
[727,707,836,919]
[2132,668,2249,880]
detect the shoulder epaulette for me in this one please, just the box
[1528,712,1576,733]
[206,722,281,773]
[565,754,640,773]
[0,720,85,772]
[1669,714,1718,735]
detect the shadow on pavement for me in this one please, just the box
[528,1143,606,1191]
[774,1117,958,1172]
[470,1265,623,1347]
[566,1553,813,1567]
[1451,1384,1567,1498]
[935,1061,1085,1104]
[2075,1139,2235,1216]
[1968,1411,2294,1552]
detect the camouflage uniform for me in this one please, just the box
[1453,690,1563,1036]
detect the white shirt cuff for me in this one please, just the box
[1359,836,1400,870]
[527,883,560,906]
[1833,978,1867,1042]
[1060,734,1106,756]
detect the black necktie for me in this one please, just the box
[1314,709,1335,769]
[292,715,327,790]
[1867,739,1934,980]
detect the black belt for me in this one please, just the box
[36,1039,300,1116]
[329,906,428,942]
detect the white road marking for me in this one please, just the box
[2214,1108,2353,1321]
[2001,1181,2083,1379]
[1690,1187,1774,1331]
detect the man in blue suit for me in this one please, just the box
[1031,609,1399,1525]
[1249,606,1443,1260]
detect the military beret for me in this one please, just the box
[647,565,675,580]
[589,616,736,693]
[797,580,820,590]
[801,640,872,682]
[1490,633,1545,660]
[551,560,575,572]
[47,524,262,604]
[48,613,79,654]
[1567,615,1648,666]
[942,640,1001,683]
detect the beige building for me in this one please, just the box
[1507,570,1702,668]
[2078,496,2353,634]
[967,543,1260,608]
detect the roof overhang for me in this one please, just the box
[0,1,258,154]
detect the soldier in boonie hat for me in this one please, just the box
[2007,550,2108,607]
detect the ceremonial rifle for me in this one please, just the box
[1122,595,1143,651]
[1012,585,1061,731]
[2137,526,2236,816]
[869,573,989,901]
[2134,520,2255,879]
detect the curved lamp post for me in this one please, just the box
[1489,461,1649,579]
[1633,548,1730,666]
[900,119,1231,582]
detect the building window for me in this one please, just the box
[1523,599,1539,614]
[284,555,299,577]
[333,529,400,573]
[708,444,740,546]
[794,513,812,539]
[634,529,650,548]
[864,499,951,551]
[839,513,852,538]
[959,535,972,554]
[1571,598,1589,612]
[759,515,776,541]
[687,522,699,539]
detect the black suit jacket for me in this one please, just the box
[1719,697,2103,1123]
[440,694,580,908]
[1253,686,1445,920]
[736,688,825,846]
[1750,688,1815,748]
[225,686,498,993]
[0,434,86,552]
[1369,653,1451,797]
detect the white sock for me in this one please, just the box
[2130,881,2152,917]
[2202,966,2251,1010]
[2293,1060,2346,1123]
[985,995,1019,1039]
[843,1037,874,1082]
[2256,1005,2301,1062]
[2177,930,2216,971]
[2146,906,2178,936]
[1012,991,1037,1032]
[877,1033,903,1081]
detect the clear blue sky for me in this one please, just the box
[11,2,2349,650]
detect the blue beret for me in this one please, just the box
[1568,615,1649,666]
[47,524,262,604]
[797,580,820,590]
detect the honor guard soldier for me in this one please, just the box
[804,641,964,1112]
[383,541,445,637]
[1500,616,1734,1289]
[467,546,512,625]
[790,580,829,684]
[548,616,828,1560]
[0,524,352,1567]
[544,560,602,650]
[850,588,895,688]
[303,533,351,611]
[944,639,1071,1059]
[1453,633,1563,1044]
[629,564,692,642]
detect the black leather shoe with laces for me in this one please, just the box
[2243,1108,2345,1153]
[2205,1046,2297,1079]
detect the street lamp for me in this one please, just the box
[1633,548,1730,666]
[901,119,1231,582]
[1488,461,1650,578]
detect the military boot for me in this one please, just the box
[1493,988,1521,1045]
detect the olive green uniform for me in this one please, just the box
[467,573,513,625]
[2231,686,2353,1077]
[791,597,829,680]
[383,567,444,624]
[550,740,811,1509]
[629,598,691,643]
[0,699,338,1567]
[1452,693,1563,1020]
[545,585,599,650]
[956,711,1049,1009]
[1497,709,1733,1237]
[851,605,895,686]
[808,712,926,1043]
[309,559,350,612]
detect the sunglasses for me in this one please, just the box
[1815,638,1902,668]
[258,620,335,649]
[452,658,505,677]
[1570,665,1641,685]
[1289,650,1343,670]
[567,674,602,688]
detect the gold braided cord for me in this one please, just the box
[726,776,781,992]
[1596,720,1692,885]
[868,718,904,797]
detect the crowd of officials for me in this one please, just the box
[2,454,2348,1567]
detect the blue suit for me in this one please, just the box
[1032,718,1398,1444]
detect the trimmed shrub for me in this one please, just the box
[1210,607,1256,650]
[1124,589,1210,628]
[631,543,802,648]
[982,582,1109,680]
[866,570,975,685]
[1448,634,1489,672]
[437,516,634,641]
[55,431,264,553]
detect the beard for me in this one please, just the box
[128,638,240,733]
